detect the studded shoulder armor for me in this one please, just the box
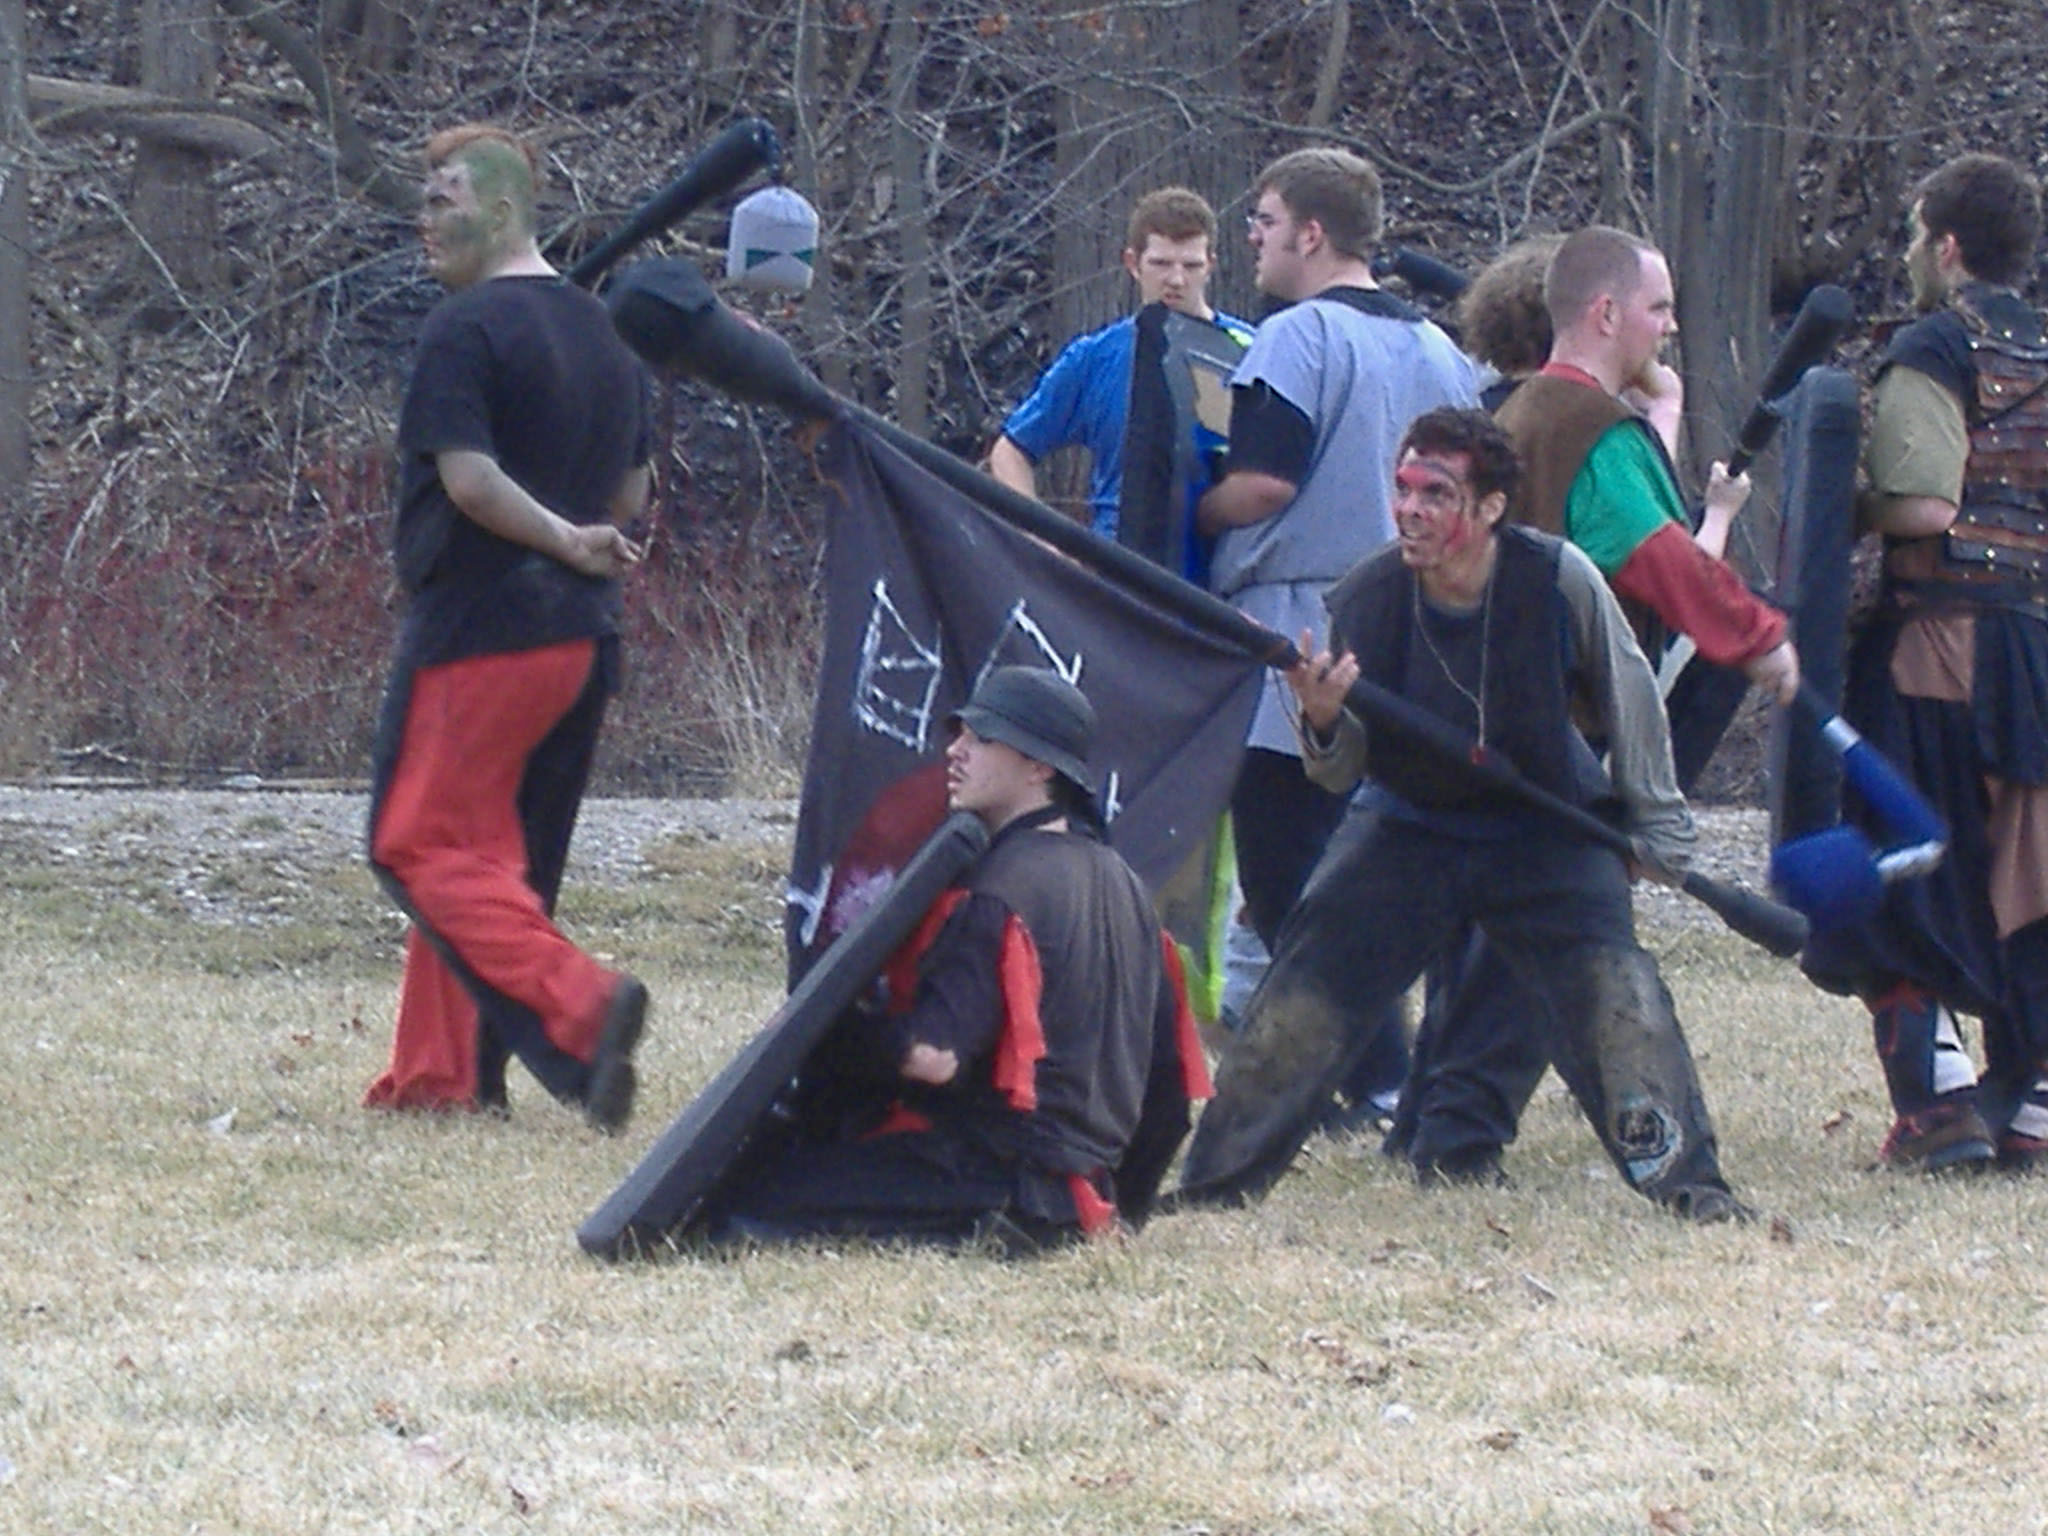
[1944,294,2048,607]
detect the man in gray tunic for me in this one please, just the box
[1197,147,1480,1117]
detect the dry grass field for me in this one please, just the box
[1,788,2042,1535]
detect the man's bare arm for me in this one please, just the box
[1864,493,1959,540]
[985,435,1041,503]
[437,448,641,579]
[1197,470,1296,535]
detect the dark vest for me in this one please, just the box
[969,826,1165,1175]
[1325,525,1607,813]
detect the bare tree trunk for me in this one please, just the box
[1643,0,1786,572]
[135,0,220,302]
[112,0,142,85]
[0,0,29,532]
[320,0,415,74]
[886,0,931,437]
[791,0,852,399]
[1035,0,1252,506]
[1306,0,1350,130]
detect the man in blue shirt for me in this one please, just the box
[988,187,1252,543]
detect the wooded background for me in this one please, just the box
[0,0,2041,790]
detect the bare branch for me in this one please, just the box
[214,0,417,214]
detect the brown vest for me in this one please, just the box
[1492,373,1636,536]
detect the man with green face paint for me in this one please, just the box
[364,124,655,1130]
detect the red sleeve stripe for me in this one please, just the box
[882,886,971,1014]
[991,914,1047,1111]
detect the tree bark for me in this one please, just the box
[0,0,29,532]
[886,0,931,436]
[1640,0,1789,577]
[136,0,222,300]
[29,74,277,159]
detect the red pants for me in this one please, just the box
[364,638,617,1110]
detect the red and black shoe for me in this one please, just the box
[1876,1097,1995,1173]
[1997,1087,2048,1172]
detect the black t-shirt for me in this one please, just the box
[395,275,652,665]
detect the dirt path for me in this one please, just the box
[0,781,1776,936]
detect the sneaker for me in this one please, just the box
[1876,1099,1995,1172]
[584,976,649,1134]
[1660,1184,1755,1224]
[1997,1087,2048,1172]
[1997,1130,2048,1172]
[1413,1147,1509,1189]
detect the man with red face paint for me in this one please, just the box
[1388,225,1802,1186]
[1179,408,1746,1221]
[363,124,654,1128]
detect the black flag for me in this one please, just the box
[787,418,1265,973]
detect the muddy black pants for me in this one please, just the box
[1181,801,1732,1210]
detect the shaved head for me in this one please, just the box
[1546,225,1655,333]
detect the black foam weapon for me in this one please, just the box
[605,260,1810,958]
[1725,285,1853,476]
[567,118,780,290]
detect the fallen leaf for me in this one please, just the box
[1821,1108,1852,1136]
[1649,1504,1693,1534]
[406,1434,462,1473]
[1484,1215,1513,1238]
[1521,1272,1558,1303]
[773,1338,814,1363]
[1769,1214,1796,1245]
[206,1109,236,1136]
[1480,1428,1520,1451]
[508,1480,537,1515]
[290,1031,313,1048]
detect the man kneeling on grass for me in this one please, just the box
[703,667,1211,1251]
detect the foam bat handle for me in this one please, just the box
[1676,869,1812,956]
[1726,285,1853,475]
[1793,683,1945,849]
[568,118,781,289]
[1336,673,1809,958]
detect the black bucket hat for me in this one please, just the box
[948,666,1096,797]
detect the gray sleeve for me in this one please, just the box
[1232,307,1321,417]
[1297,706,1369,794]
[1556,542,1696,875]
